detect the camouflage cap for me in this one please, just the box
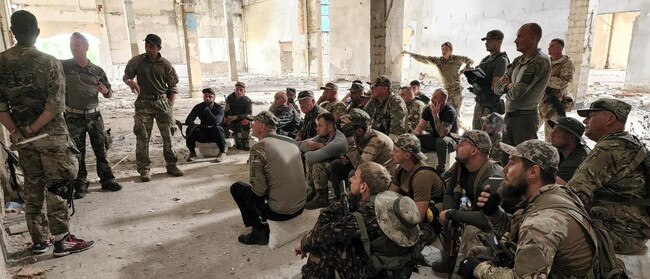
[395,133,427,161]
[286,87,296,95]
[577,98,631,122]
[349,82,364,93]
[374,191,421,247]
[481,30,504,41]
[235,81,246,88]
[372,75,392,88]
[320,82,338,91]
[548,117,586,145]
[500,139,559,174]
[253,111,278,128]
[345,108,371,126]
[144,34,162,47]
[297,90,314,101]
[461,130,492,155]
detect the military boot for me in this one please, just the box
[101,180,123,192]
[241,138,250,151]
[140,171,152,182]
[238,224,269,245]
[305,189,330,210]
[166,165,184,177]
[73,179,89,199]
[187,151,198,162]
[431,254,451,273]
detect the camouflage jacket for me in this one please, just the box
[363,93,407,140]
[479,184,596,278]
[123,53,178,96]
[540,55,575,117]
[320,100,347,121]
[567,131,650,253]
[0,45,68,135]
[225,93,253,120]
[409,53,474,87]
[269,104,301,136]
[298,105,328,140]
[404,99,426,133]
[346,129,394,170]
[495,49,551,112]
[61,59,112,110]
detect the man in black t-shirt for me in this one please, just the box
[412,88,458,172]
[184,88,226,162]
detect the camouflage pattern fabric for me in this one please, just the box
[268,104,300,138]
[224,92,253,142]
[320,100,347,122]
[473,103,495,132]
[461,130,492,155]
[254,110,280,128]
[394,133,427,161]
[0,45,76,243]
[346,129,394,170]
[307,161,331,191]
[65,112,114,183]
[374,191,421,247]
[577,98,632,122]
[297,105,328,140]
[61,59,112,110]
[133,95,178,173]
[481,112,504,162]
[404,99,426,133]
[500,139,560,174]
[539,55,575,142]
[567,131,650,254]
[445,83,463,117]
[363,93,407,140]
[123,53,178,96]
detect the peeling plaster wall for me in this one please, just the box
[329,0,370,80]
[403,0,570,82]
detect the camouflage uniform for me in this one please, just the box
[480,112,504,162]
[297,103,328,140]
[469,51,509,130]
[61,59,115,187]
[407,53,474,113]
[539,55,575,142]
[363,90,408,140]
[404,99,426,133]
[123,53,179,174]
[320,100,347,123]
[0,44,76,243]
[471,140,596,278]
[224,91,253,149]
[268,103,301,138]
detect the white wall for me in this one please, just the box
[329,0,370,80]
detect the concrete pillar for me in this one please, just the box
[565,0,598,101]
[96,0,115,78]
[369,0,404,88]
[315,0,323,87]
[223,0,238,81]
[0,0,12,50]
[181,0,203,98]
[624,7,650,90]
[123,0,139,57]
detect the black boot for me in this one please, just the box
[101,180,123,192]
[305,189,330,210]
[242,138,250,151]
[73,180,89,199]
[238,224,269,245]
[431,254,451,273]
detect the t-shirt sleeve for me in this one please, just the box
[421,106,433,122]
[440,108,456,125]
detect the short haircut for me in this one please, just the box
[399,86,412,91]
[358,161,391,194]
[410,80,420,86]
[551,38,565,48]
[441,41,453,51]
[275,91,287,100]
[526,23,543,42]
[202,88,216,95]
[522,158,556,185]
[10,11,38,35]
[317,112,336,127]
[71,32,89,48]
[433,87,448,99]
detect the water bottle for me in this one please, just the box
[460,191,472,211]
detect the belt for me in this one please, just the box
[65,106,99,114]
[138,94,163,100]
[505,110,536,117]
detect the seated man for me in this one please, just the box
[346,82,369,112]
[223,81,253,150]
[431,130,503,273]
[295,161,421,278]
[269,91,301,138]
[329,109,394,199]
[184,88,226,162]
[399,86,427,133]
[389,133,444,244]
[548,117,590,184]
[230,111,306,245]
[301,112,348,209]
[480,112,504,162]
[295,90,328,142]
[411,79,430,105]
[364,75,408,140]
[412,88,459,172]
[318,82,347,123]
[286,87,300,114]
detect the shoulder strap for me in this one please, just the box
[474,160,497,193]
[351,212,383,269]
[408,166,444,202]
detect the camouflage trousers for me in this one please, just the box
[133,95,178,173]
[18,134,78,243]
[223,120,251,140]
[539,110,559,144]
[65,111,115,183]
[488,133,503,162]
[446,84,463,118]
[302,244,368,278]
[472,103,494,131]
[307,161,331,192]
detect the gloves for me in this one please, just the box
[457,257,482,279]
[480,188,501,216]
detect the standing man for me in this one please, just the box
[494,23,552,165]
[230,111,306,245]
[363,75,408,141]
[183,88,226,162]
[465,30,510,130]
[318,82,347,124]
[410,80,430,105]
[0,10,94,256]
[295,90,328,142]
[399,86,426,133]
[540,38,575,142]
[547,117,590,184]
[269,91,301,138]
[123,33,183,182]
[62,32,122,198]
[224,81,253,150]
[403,42,473,116]
[568,98,650,255]
[412,88,459,173]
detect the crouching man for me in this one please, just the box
[184,88,226,162]
[230,111,306,245]
[295,161,421,278]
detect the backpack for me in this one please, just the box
[396,165,444,203]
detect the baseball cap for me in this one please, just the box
[144,34,162,47]
[350,83,364,93]
[371,75,391,88]
[500,139,560,174]
[345,108,371,126]
[320,82,338,91]
[547,117,586,145]
[297,90,314,101]
[374,191,421,247]
[253,111,278,128]
[235,81,246,88]
[577,98,631,122]
[481,30,504,41]
[394,133,427,161]
[461,130,492,155]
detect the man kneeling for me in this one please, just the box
[230,111,306,245]
[295,161,421,278]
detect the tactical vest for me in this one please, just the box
[476,52,509,113]
[510,185,627,279]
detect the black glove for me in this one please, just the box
[457,257,482,279]
[480,189,501,216]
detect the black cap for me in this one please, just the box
[144,34,162,47]
[481,30,504,41]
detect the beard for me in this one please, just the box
[501,177,529,201]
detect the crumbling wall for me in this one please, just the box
[329,0,370,80]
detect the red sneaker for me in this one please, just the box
[53,234,95,257]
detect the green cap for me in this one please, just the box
[500,139,559,174]
[253,111,278,128]
[577,98,631,122]
[395,133,427,161]
[461,130,492,155]
[548,117,586,145]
